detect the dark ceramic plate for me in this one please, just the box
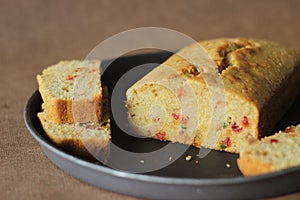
[24,51,300,200]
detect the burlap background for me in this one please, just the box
[1,0,300,199]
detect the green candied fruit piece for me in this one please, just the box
[223,122,228,129]
[219,143,227,150]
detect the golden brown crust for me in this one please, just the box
[258,64,300,137]
[237,156,271,176]
[72,96,103,123]
[39,93,102,124]
[47,131,110,160]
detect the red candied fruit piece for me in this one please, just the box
[242,116,250,127]
[223,137,231,147]
[285,126,295,133]
[172,113,180,120]
[156,131,166,141]
[231,122,243,133]
[270,139,279,144]
[66,75,78,80]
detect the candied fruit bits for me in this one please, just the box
[270,139,279,144]
[66,75,78,80]
[285,126,295,133]
[231,122,243,133]
[155,131,166,141]
[242,116,250,127]
[220,137,231,149]
[171,113,180,120]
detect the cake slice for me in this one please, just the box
[37,87,111,160]
[237,125,300,176]
[37,60,102,124]
[126,38,300,153]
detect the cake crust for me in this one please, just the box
[237,155,271,176]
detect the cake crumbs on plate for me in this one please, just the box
[185,155,192,161]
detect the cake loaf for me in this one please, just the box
[126,38,300,153]
[37,60,102,124]
[237,125,300,176]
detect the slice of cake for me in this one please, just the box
[37,60,102,124]
[237,125,300,176]
[126,38,300,153]
[37,86,111,160]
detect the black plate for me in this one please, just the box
[24,51,300,200]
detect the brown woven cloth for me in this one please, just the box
[1,0,300,199]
